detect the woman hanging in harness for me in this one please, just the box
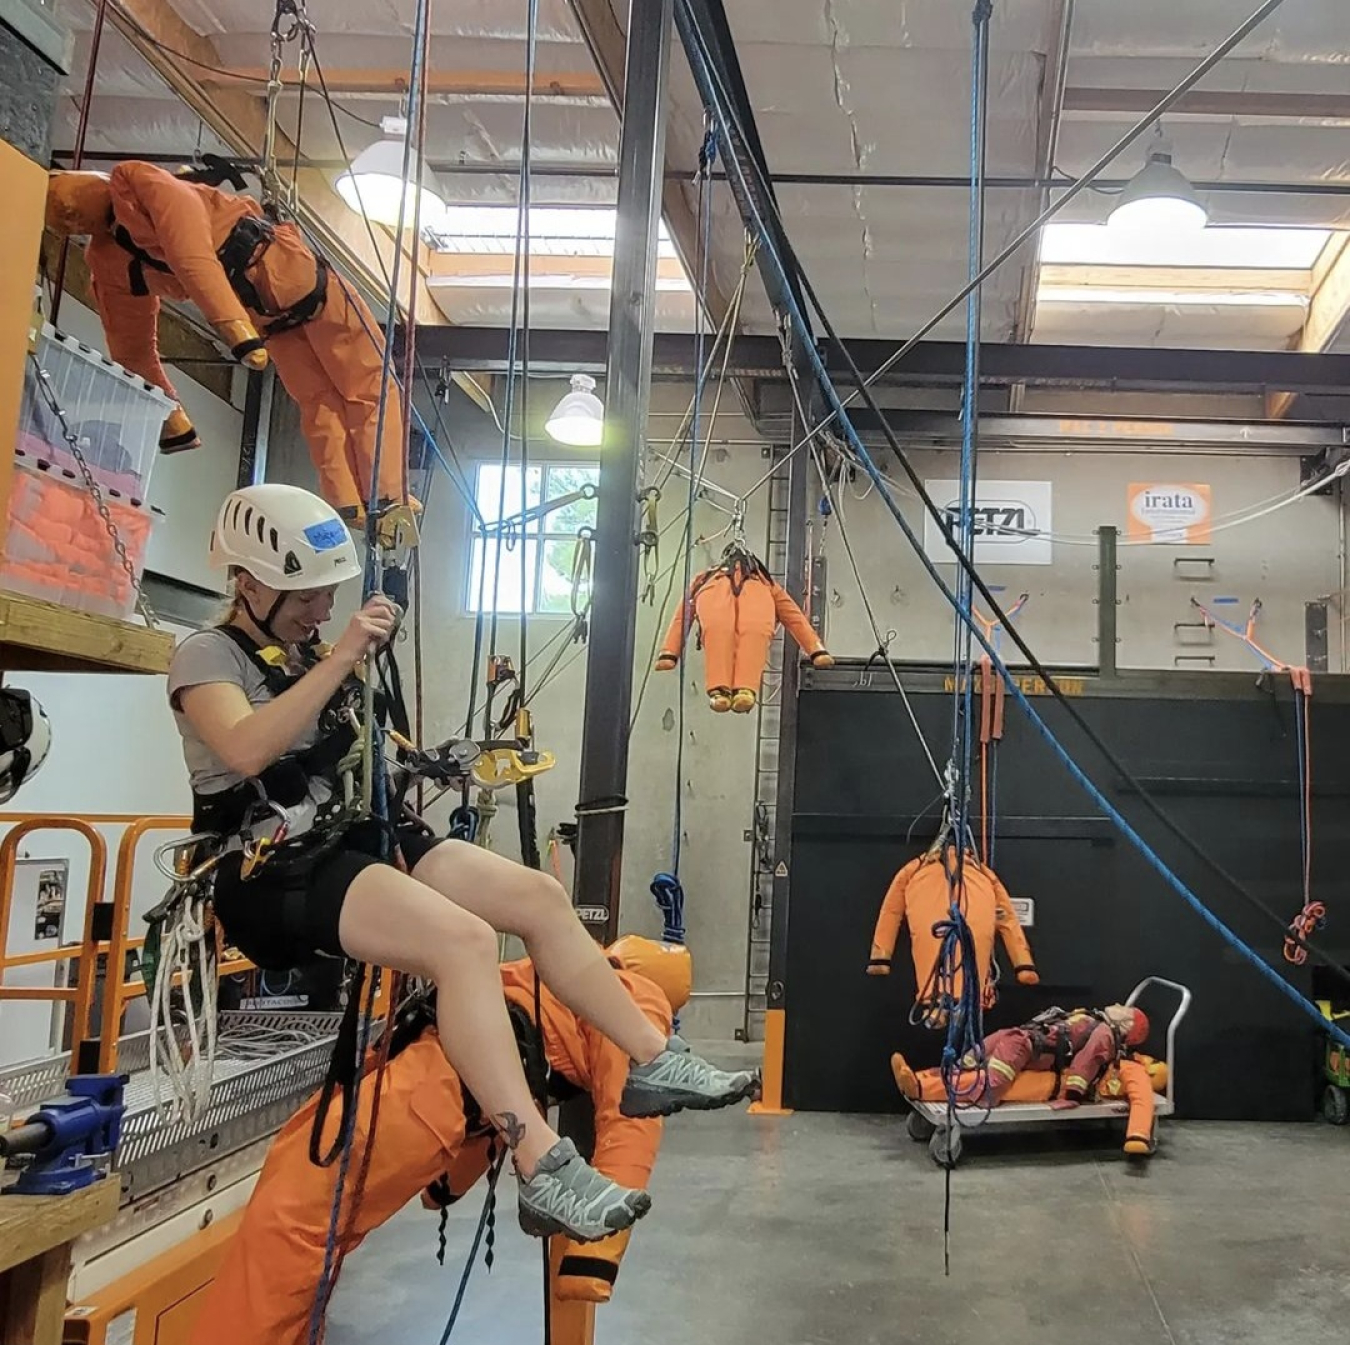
[168,483,759,1246]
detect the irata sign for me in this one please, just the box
[924,480,1053,566]
[1128,483,1212,544]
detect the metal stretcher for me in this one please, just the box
[906,977,1193,1168]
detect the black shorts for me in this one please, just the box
[211,818,441,971]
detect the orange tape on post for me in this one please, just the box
[748,1007,793,1116]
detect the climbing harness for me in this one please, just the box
[1189,597,1323,962]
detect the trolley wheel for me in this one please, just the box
[907,1111,936,1143]
[1322,1084,1349,1126]
[929,1126,963,1170]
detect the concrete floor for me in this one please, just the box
[328,1083,1349,1345]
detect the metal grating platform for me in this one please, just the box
[1,1011,345,1202]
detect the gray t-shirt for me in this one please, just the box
[168,628,329,827]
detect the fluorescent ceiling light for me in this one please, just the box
[1109,138,1208,234]
[546,374,604,447]
[1042,223,1332,270]
[335,116,447,229]
[432,272,690,292]
[431,205,678,258]
[1038,287,1308,308]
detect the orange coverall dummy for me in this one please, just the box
[656,548,834,713]
[891,1006,1157,1154]
[189,943,682,1345]
[44,163,406,518]
[867,846,1038,1022]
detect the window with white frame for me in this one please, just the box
[467,462,599,614]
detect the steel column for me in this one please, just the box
[1096,525,1119,679]
[755,379,811,1112]
[572,0,673,941]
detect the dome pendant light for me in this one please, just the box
[545,374,605,447]
[335,115,448,230]
[1109,129,1208,234]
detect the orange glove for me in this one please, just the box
[810,650,835,668]
[160,405,201,452]
[215,318,269,370]
[654,653,678,671]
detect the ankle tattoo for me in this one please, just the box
[491,1111,527,1150]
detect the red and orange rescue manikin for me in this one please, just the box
[46,162,407,519]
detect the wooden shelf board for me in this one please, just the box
[0,592,173,674]
[0,1178,119,1277]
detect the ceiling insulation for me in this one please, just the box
[41,0,1350,351]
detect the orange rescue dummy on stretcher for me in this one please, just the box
[891,1005,1160,1155]
[189,937,688,1345]
[656,545,834,713]
[44,161,407,519]
[867,839,1038,1023]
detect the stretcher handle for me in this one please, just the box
[1125,976,1192,1109]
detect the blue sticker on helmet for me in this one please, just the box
[304,520,348,551]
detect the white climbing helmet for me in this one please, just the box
[0,689,51,804]
[209,484,362,590]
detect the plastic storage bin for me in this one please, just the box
[1,460,155,619]
[16,324,173,507]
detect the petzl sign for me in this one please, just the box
[1127,483,1212,544]
[924,480,1053,566]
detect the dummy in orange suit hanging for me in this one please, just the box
[44,162,407,518]
[867,838,1039,1024]
[188,942,685,1345]
[656,545,834,713]
[890,1005,1158,1154]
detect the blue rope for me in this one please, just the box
[933,0,995,1119]
[650,873,688,945]
[680,4,1350,1053]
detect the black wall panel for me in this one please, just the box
[785,677,1350,1120]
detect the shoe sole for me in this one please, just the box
[518,1190,652,1244]
[619,1072,762,1120]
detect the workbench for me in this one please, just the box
[0,1178,119,1345]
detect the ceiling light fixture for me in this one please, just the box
[545,374,605,447]
[1108,129,1208,234]
[335,115,447,230]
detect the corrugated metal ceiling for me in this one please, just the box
[48,0,1350,350]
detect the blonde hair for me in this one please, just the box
[214,571,247,626]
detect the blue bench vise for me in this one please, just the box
[0,1073,125,1196]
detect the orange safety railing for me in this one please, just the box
[0,817,111,1072]
[0,812,254,1074]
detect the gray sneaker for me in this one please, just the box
[620,1035,762,1118]
[517,1138,651,1243]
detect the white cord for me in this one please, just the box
[146,890,218,1125]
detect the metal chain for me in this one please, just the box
[262,0,313,210]
[27,354,158,628]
